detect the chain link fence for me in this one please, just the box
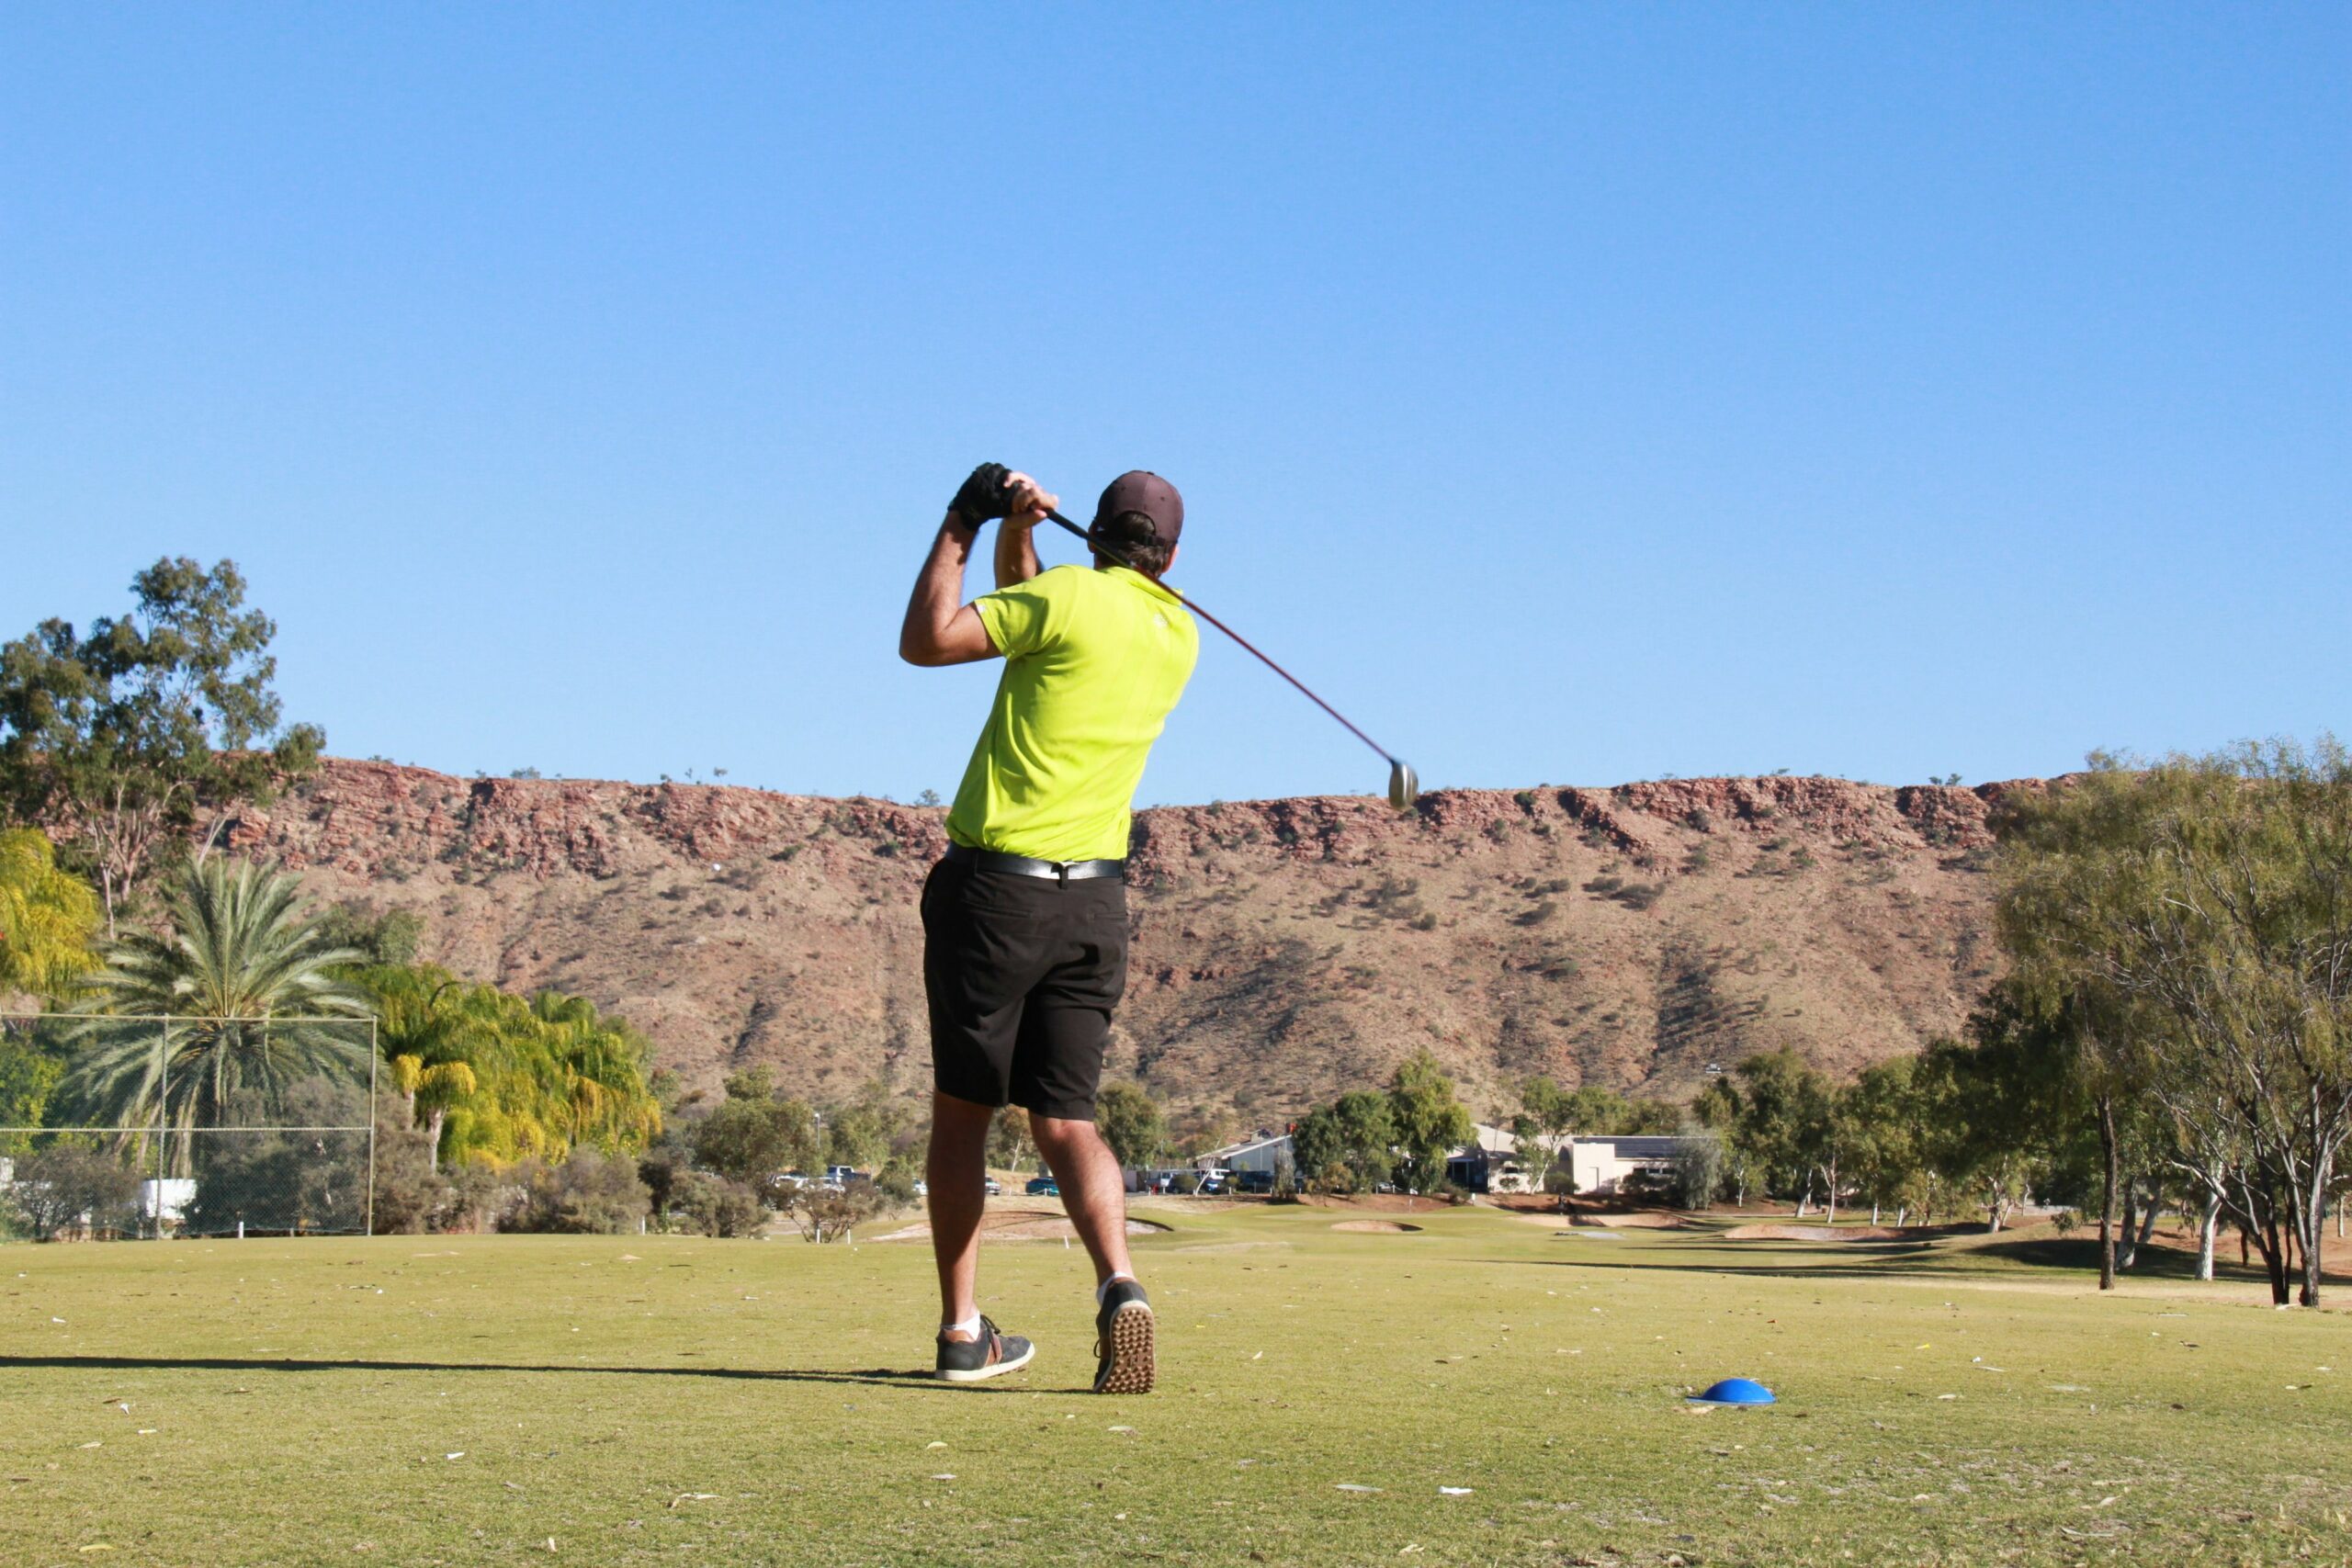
[0,1014,379,1241]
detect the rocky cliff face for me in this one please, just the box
[231,760,2031,1122]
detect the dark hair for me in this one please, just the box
[1091,511,1176,578]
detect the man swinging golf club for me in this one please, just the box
[899,462,1197,1392]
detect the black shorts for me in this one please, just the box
[920,856,1129,1122]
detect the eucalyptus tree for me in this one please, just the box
[1843,1055,1928,1225]
[1292,1090,1397,1194]
[0,558,322,932]
[1691,1075,1750,1205]
[1094,1082,1168,1174]
[57,857,369,1160]
[1726,1050,1832,1212]
[1386,1050,1474,1193]
[1999,743,2352,1305]
[1519,1075,1574,1162]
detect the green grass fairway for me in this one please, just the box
[5,1203,2347,1566]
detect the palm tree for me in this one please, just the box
[58,857,370,1149]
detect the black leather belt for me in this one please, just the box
[944,842,1125,884]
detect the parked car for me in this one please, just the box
[1025,1177,1061,1198]
[983,1178,1001,1196]
[1196,1175,1227,1196]
[1236,1169,1275,1195]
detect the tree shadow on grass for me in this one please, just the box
[1508,1235,2337,1288]
[0,1354,1059,1393]
[1973,1235,2347,1286]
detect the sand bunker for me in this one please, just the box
[873,1209,1170,1244]
[1575,1212,1685,1229]
[1724,1223,1911,1242]
[1330,1219,1424,1234]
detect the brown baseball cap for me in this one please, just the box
[1089,469,1183,552]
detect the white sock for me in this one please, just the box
[941,1313,982,1339]
[1094,1272,1136,1306]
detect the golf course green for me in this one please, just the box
[4,1201,2346,1566]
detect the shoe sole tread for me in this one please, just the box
[1094,1303,1155,1394]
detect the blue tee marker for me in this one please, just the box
[1690,1377,1777,1406]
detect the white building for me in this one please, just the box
[141,1178,196,1227]
[1193,1133,1292,1176]
[1446,1122,1544,1193]
[1566,1135,1690,1197]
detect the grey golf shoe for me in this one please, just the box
[935,1316,1035,1383]
[1092,1279,1156,1394]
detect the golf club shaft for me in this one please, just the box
[1043,509,1400,768]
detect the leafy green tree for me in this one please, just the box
[1563,1083,1626,1134]
[1289,1106,1345,1191]
[1387,1049,1474,1193]
[1725,1049,1832,1210]
[664,1170,766,1236]
[692,1067,823,1194]
[56,858,369,1156]
[986,1104,1036,1171]
[502,1148,652,1234]
[366,1090,457,1235]
[6,1138,141,1240]
[1668,1121,1724,1210]
[0,1026,63,1153]
[1691,1076,1749,1204]
[355,969,662,1169]
[1548,1082,1682,1137]
[824,1083,915,1174]
[1843,1055,1929,1224]
[0,829,99,999]
[314,902,424,968]
[0,558,322,932]
[1095,1082,1168,1172]
[1294,1090,1401,1194]
[1996,743,2352,1303]
[182,1077,372,1235]
[365,963,483,1170]
[781,1177,886,1242]
[1520,1075,1572,1156]
[1332,1089,1399,1188]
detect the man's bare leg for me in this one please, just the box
[926,1092,995,1327]
[1034,1112,1155,1393]
[1031,1114,1134,1286]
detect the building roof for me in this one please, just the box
[1464,1122,1519,1155]
[1201,1133,1292,1161]
[1571,1135,1691,1159]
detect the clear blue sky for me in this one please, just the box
[5,6,2345,805]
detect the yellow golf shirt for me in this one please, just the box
[948,564,1199,863]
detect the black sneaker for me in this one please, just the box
[1092,1279,1155,1394]
[934,1316,1035,1383]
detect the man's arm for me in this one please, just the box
[899,514,999,667]
[899,470,1057,667]
[994,511,1042,589]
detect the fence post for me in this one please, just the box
[153,1017,168,1242]
[365,1018,379,1239]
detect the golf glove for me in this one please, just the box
[948,463,1015,528]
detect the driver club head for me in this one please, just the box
[1387,759,1419,812]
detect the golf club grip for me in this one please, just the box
[1043,510,1396,767]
